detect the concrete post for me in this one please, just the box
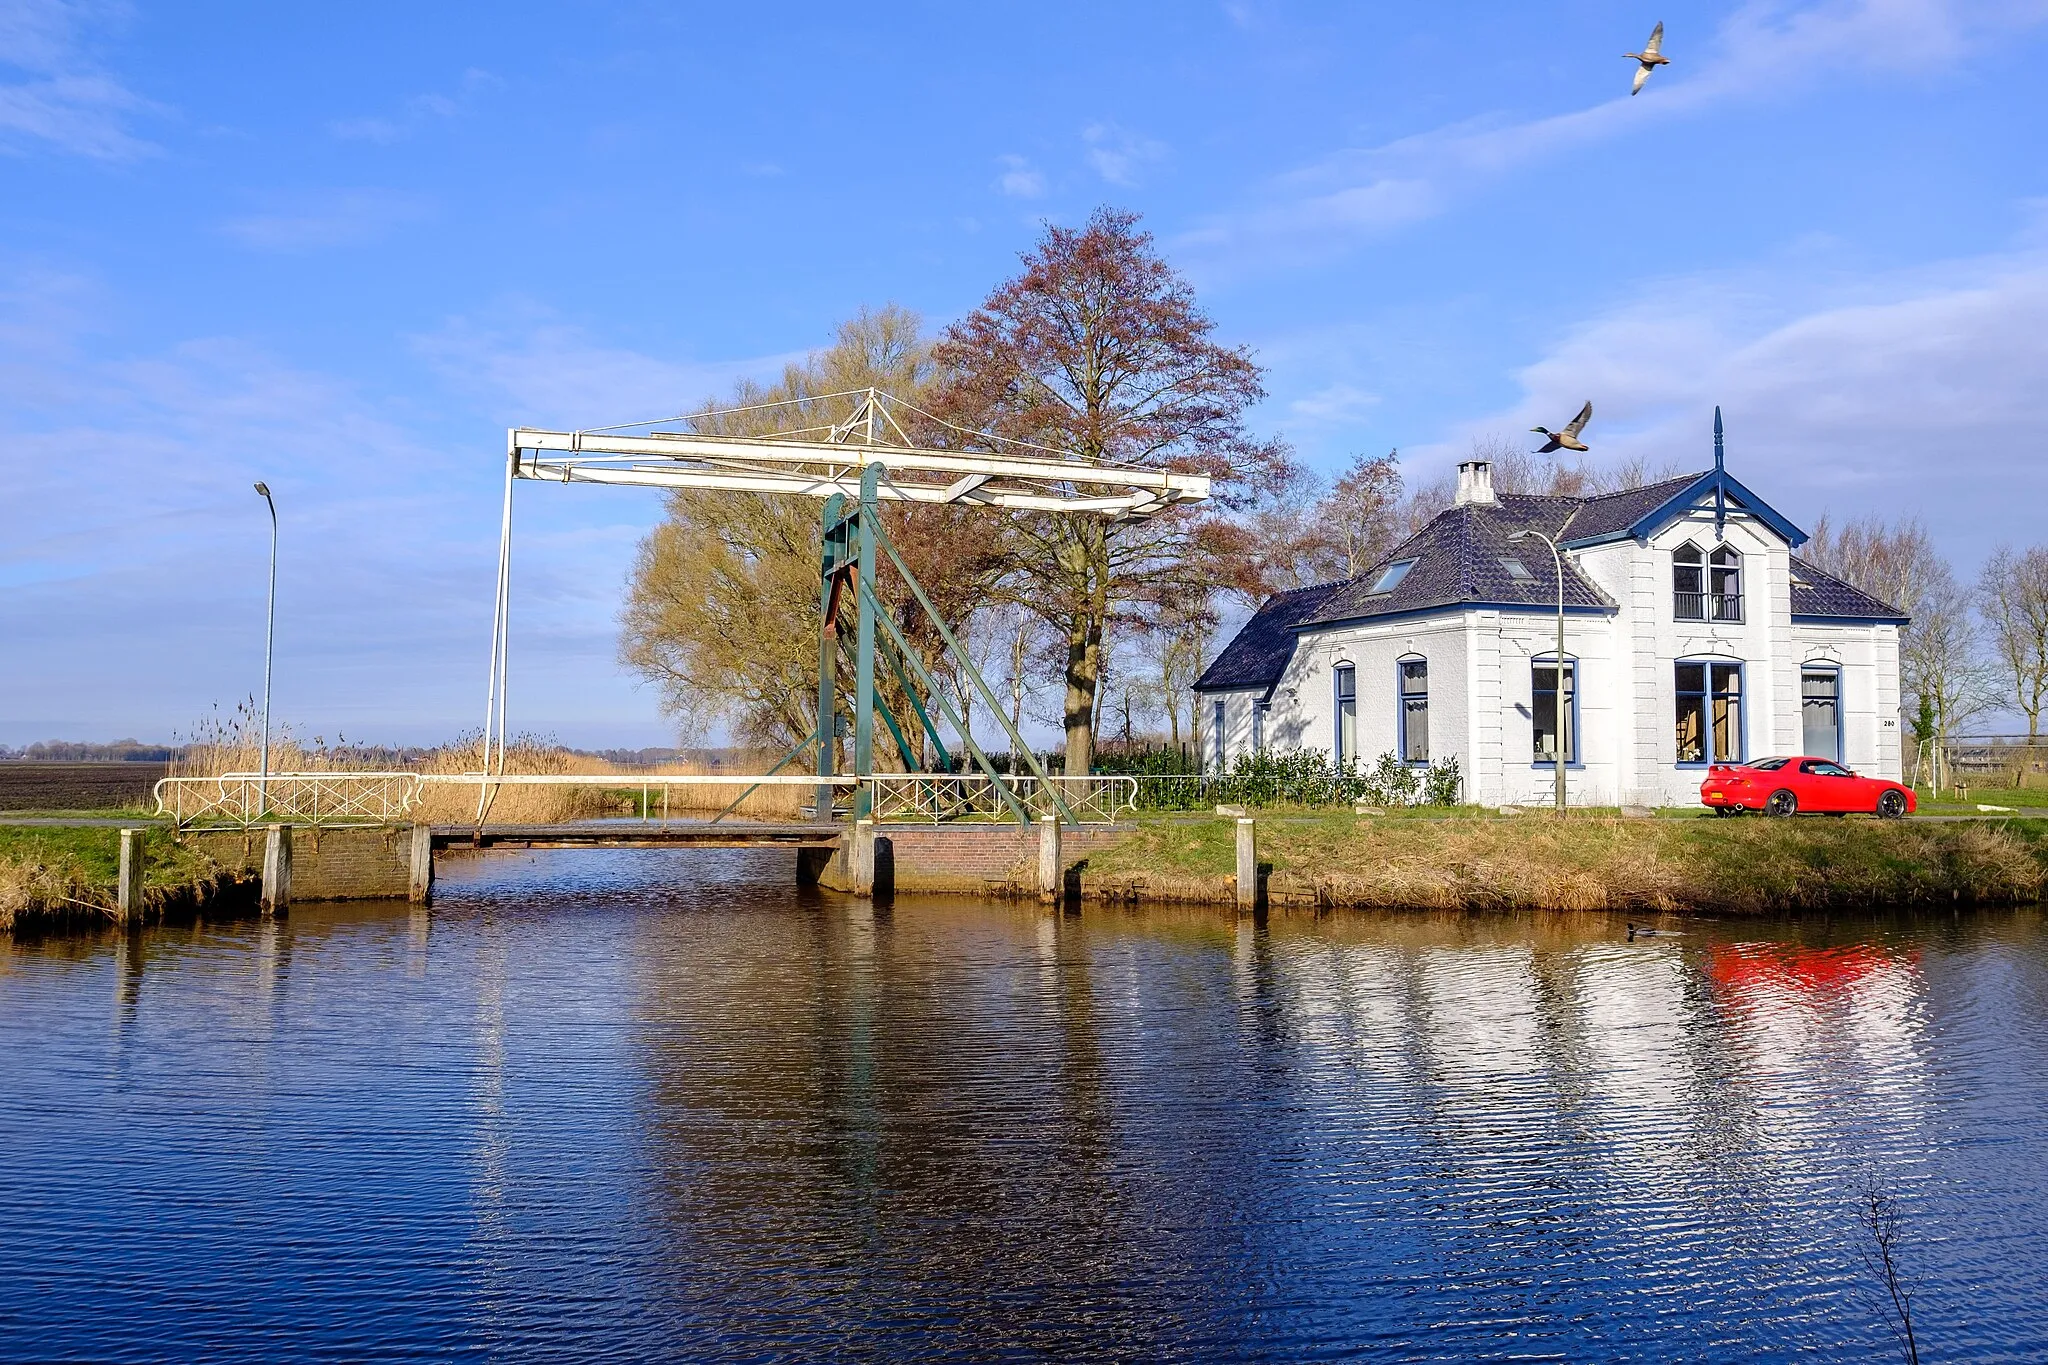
[117,827,145,926]
[408,823,434,904]
[1038,815,1062,905]
[851,818,876,897]
[261,823,293,915]
[1236,818,1258,915]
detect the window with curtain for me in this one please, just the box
[1802,667,1841,760]
[1673,543,1704,620]
[1335,665,1357,764]
[1253,699,1269,752]
[1398,658,1428,761]
[1709,546,1743,621]
[1676,661,1743,763]
[1532,658,1575,764]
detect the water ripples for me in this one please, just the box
[2,848,2045,1361]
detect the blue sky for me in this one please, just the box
[4,0,2047,747]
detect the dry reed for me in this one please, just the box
[169,718,807,825]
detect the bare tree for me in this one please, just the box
[1978,545,2048,739]
[931,208,1291,772]
[1803,515,1942,619]
[1245,451,1404,592]
[1902,564,1998,789]
[621,305,1005,760]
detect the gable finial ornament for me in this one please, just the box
[1713,405,1727,544]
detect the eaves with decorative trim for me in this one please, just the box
[1560,468,1808,551]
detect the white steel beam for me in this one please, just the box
[507,426,1211,517]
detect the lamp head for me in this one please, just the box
[1506,529,1530,543]
[253,481,271,499]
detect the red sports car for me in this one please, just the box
[1700,756,1916,818]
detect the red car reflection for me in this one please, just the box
[1699,756,1916,818]
[1708,942,1919,995]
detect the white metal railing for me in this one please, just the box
[155,771,859,828]
[866,773,1136,824]
[154,771,425,826]
[152,770,1132,827]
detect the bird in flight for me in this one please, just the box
[1532,401,1593,454]
[1625,22,1669,95]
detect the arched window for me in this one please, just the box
[1334,664,1357,764]
[1398,657,1428,762]
[1708,545,1743,622]
[1532,655,1576,765]
[1673,543,1705,620]
[1801,665,1842,761]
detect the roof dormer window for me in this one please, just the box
[1368,558,1417,594]
[1499,556,1535,583]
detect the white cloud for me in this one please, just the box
[0,0,157,159]
[412,304,802,429]
[1407,237,2048,559]
[995,154,1045,199]
[1287,380,1381,427]
[1082,122,1167,186]
[219,188,434,251]
[1186,0,2048,261]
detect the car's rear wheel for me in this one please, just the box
[1876,789,1908,820]
[1765,789,1798,818]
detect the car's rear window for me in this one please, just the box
[1748,757,1790,771]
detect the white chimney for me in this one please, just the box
[1455,460,1497,506]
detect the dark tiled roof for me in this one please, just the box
[1300,495,1618,628]
[1789,556,1909,622]
[1194,582,1341,692]
[1558,474,1706,543]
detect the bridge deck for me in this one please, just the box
[433,822,844,850]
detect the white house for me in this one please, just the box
[1193,443,1908,808]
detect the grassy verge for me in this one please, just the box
[0,826,254,933]
[1082,812,2048,913]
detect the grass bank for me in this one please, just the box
[1080,813,2048,914]
[0,826,254,934]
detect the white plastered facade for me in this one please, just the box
[1207,506,1903,807]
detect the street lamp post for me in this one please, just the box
[254,482,277,816]
[1509,528,1568,814]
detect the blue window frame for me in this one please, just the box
[1676,660,1744,765]
[1801,665,1842,762]
[1398,657,1429,762]
[1532,655,1577,766]
[1212,698,1227,772]
[1334,664,1357,764]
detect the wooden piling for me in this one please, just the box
[1235,818,1257,915]
[117,827,145,926]
[261,824,292,915]
[851,819,876,897]
[1038,815,1062,905]
[408,823,434,904]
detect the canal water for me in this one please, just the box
[3,850,2045,1362]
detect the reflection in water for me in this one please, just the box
[1,851,2045,1362]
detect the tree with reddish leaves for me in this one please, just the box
[930,208,1292,771]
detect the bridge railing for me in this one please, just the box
[866,774,1136,824]
[154,772,425,827]
[155,771,1134,828]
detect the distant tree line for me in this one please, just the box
[0,740,184,762]
[1802,520,2048,789]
